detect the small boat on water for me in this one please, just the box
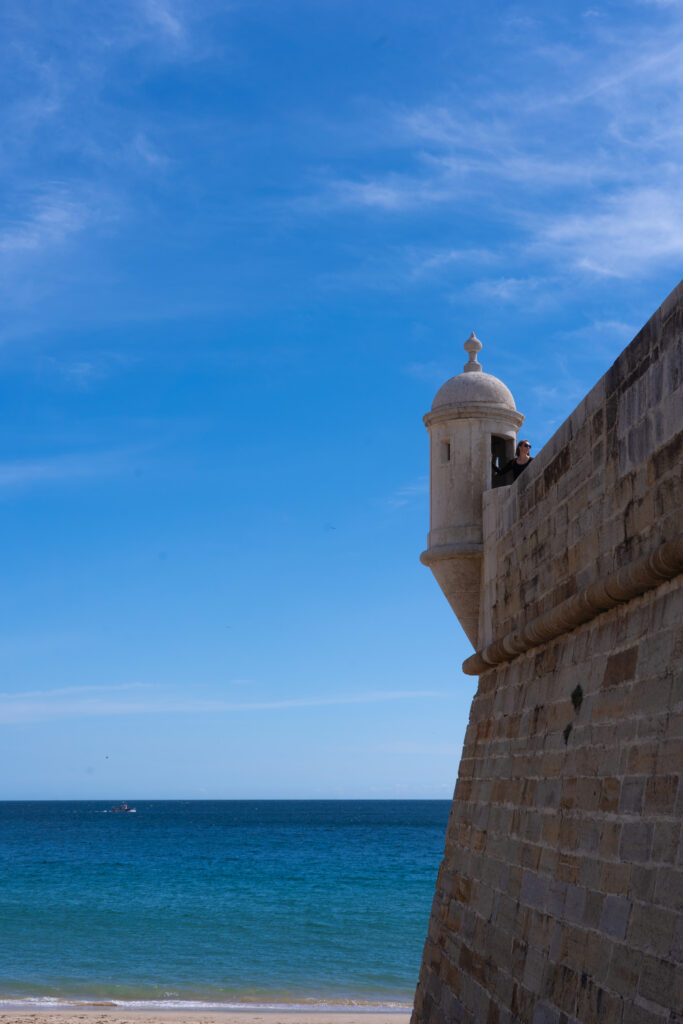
[109,802,136,813]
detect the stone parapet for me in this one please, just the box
[478,278,682,650]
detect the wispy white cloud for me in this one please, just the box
[315,241,500,294]
[467,275,557,310]
[386,477,428,509]
[0,2,196,320]
[551,319,637,366]
[309,103,629,219]
[539,186,683,278]
[304,5,683,286]
[0,189,93,255]
[0,682,157,700]
[0,184,121,326]
[306,173,458,213]
[130,131,170,169]
[141,0,185,41]
[62,361,116,387]
[0,3,193,155]
[407,246,497,279]
[0,684,444,723]
[523,316,639,430]
[39,350,139,389]
[399,109,624,189]
[0,449,135,491]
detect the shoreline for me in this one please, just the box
[0,1012,411,1024]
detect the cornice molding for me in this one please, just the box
[462,532,683,676]
[423,405,525,430]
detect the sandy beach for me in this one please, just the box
[0,1013,410,1024]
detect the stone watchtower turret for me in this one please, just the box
[420,333,524,647]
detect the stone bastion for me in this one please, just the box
[412,280,682,1024]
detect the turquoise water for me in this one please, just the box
[0,800,449,1011]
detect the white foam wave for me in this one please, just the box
[0,996,412,1013]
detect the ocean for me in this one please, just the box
[0,800,450,1012]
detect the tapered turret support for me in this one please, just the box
[420,334,524,648]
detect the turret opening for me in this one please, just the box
[441,440,451,464]
[491,435,513,488]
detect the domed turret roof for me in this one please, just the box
[431,372,517,410]
[431,333,517,411]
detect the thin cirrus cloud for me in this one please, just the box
[0,5,178,146]
[130,131,171,170]
[0,4,203,327]
[55,359,128,389]
[0,185,117,318]
[0,684,444,723]
[324,175,459,212]
[305,9,683,286]
[0,190,92,256]
[142,0,185,41]
[386,477,428,509]
[538,187,683,279]
[467,276,550,305]
[407,246,498,279]
[0,2,190,184]
[0,450,136,491]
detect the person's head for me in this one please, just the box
[516,439,531,457]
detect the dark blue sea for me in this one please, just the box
[0,800,450,1012]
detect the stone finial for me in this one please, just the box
[463,332,483,373]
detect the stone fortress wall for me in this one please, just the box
[412,281,682,1024]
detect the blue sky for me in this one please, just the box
[1,0,681,799]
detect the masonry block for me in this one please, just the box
[599,895,631,940]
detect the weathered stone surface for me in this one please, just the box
[412,280,682,1024]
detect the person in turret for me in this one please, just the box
[494,439,533,481]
